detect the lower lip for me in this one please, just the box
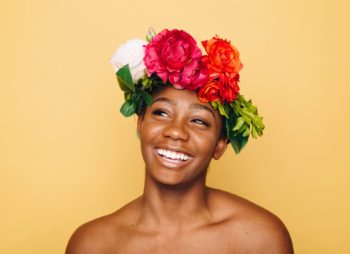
[155,151,191,169]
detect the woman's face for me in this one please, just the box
[137,86,227,187]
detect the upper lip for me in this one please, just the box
[156,145,193,157]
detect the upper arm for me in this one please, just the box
[249,214,294,254]
[65,222,111,254]
[276,219,294,253]
[209,189,294,254]
[229,205,293,254]
[65,225,95,254]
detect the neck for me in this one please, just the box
[139,173,211,229]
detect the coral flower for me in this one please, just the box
[202,36,243,75]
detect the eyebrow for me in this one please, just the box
[152,97,176,105]
[189,103,215,118]
[153,96,215,118]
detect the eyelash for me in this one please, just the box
[152,109,169,117]
[192,118,209,127]
[152,109,209,127]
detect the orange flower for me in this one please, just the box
[198,79,221,103]
[202,36,243,74]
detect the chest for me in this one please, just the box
[115,227,235,254]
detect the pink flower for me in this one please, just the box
[144,29,208,90]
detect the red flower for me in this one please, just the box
[198,79,221,103]
[202,36,243,74]
[200,36,242,103]
[220,73,240,103]
[199,73,240,103]
[144,29,208,90]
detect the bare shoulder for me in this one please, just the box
[208,188,294,254]
[65,197,141,254]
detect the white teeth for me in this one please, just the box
[157,149,189,161]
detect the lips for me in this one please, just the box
[156,148,190,161]
[154,146,194,170]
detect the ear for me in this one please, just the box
[213,137,228,160]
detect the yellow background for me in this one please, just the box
[1,0,349,253]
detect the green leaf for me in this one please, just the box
[231,94,265,138]
[233,117,245,131]
[211,101,219,111]
[241,114,252,124]
[140,90,153,105]
[251,125,258,138]
[247,101,257,113]
[116,65,135,92]
[124,91,131,101]
[142,77,152,89]
[230,139,241,154]
[230,135,249,154]
[242,127,250,137]
[225,115,234,138]
[217,103,229,118]
[255,124,264,136]
[120,100,136,117]
[252,115,265,131]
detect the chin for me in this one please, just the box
[147,168,185,185]
[146,167,207,189]
[142,146,210,189]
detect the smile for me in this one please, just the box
[156,148,190,161]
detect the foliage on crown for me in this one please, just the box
[111,28,265,154]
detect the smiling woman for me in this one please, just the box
[65,28,293,254]
[138,86,227,187]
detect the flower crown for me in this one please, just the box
[111,28,265,154]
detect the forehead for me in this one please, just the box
[152,86,208,107]
[149,86,223,121]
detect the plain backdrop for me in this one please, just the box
[1,0,349,253]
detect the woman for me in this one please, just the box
[66,28,293,253]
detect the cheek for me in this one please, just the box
[140,120,161,141]
[191,133,219,156]
[139,120,163,157]
[139,132,156,170]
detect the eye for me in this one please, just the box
[152,109,169,117]
[191,118,209,127]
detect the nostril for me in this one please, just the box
[163,123,189,141]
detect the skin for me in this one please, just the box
[66,86,294,254]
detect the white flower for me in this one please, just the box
[110,39,148,83]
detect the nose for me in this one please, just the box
[163,117,189,141]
